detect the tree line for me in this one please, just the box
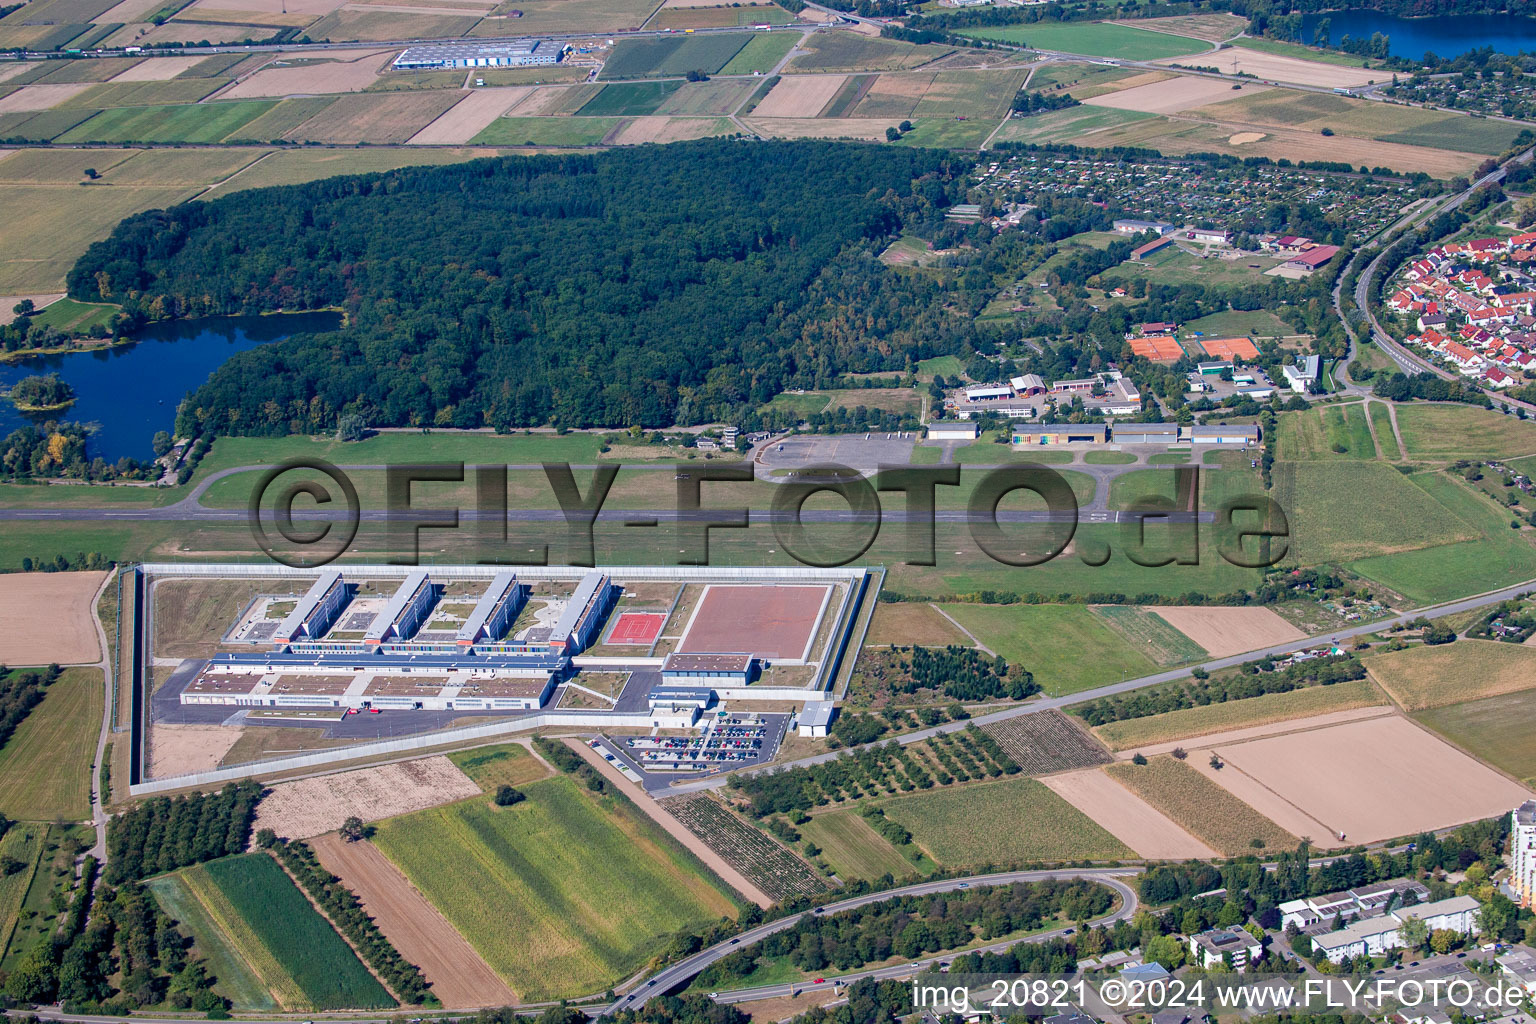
[1073,654,1367,726]
[104,780,263,884]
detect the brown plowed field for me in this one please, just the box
[0,570,106,664]
[1042,768,1218,860]
[312,832,517,1008]
[1150,606,1304,658]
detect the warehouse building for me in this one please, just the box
[661,653,757,686]
[1187,423,1260,446]
[1113,424,1180,445]
[393,39,561,69]
[926,421,980,441]
[1011,423,1109,446]
[798,701,835,737]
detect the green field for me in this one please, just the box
[880,777,1132,864]
[601,32,754,78]
[471,115,621,146]
[4,824,92,967]
[146,871,278,1011]
[0,825,45,960]
[23,297,118,334]
[1277,404,1377,460]
[1272,462,1477,564]
[1394,404,1536,460]
[1378,114,1523,156]
[1416,689,1536,786]
[55,100,275,143]
[1348,472,1536,603]
[1369,402,1403,459]
[176,854,391,1010]
[939,604,1159,694]
[1083,451,1136,465]
[917,354,966,378]
[1182,308,1291,339]
[800,808,928,881]
[657,77,758,115]
[0,668,102,821]
[718,30,799,74]
[223,96,339,142]
[958,21,1203,59]
[577,79,684,116]
[372,775,739,1000]
[448,741,549,790]
[1090,677,1386,750]
[893,116,997,149]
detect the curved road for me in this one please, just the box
[603,868,1140,1016]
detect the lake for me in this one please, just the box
[0,311,341,464]
[1302,9,1536,59]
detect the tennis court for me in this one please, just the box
[607,611,665,645]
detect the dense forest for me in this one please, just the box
[68,141,978,436]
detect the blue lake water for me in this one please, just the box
[0,311,340,464]
[1302,9,1536,59]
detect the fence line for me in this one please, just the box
[127,710,698,795]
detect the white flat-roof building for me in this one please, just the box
[1187,928,1261,971]
[1309,895,1481,963]
[798,701,835,737]
[394,39,560,69]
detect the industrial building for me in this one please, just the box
[661,653,757,686]
[393,39,561,69]
[1011,423,1109,445]
[798,701,835,737]
[926,421,980,441]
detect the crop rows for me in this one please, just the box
[732,725,1020,815]
[665,795,830,903]
[981,710,1113,775]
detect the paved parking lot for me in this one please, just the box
[756,433,917,474]
[598,712,789,792]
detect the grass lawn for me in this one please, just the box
[759,391,832,419]
[448,741,549,790]
[917,354,965,378]
[1393,404,1536,461]
[0,667,102,821]
[1106,756,1297,856]
[1100,243,1275,290]
[936,604,1159,695]
[958,21,1203,59]
[1181,308,1291,339]
[800,808,929,881]
[1415,688,1536,785]
[1089,677,1385,750]
[191,431,607,480]
[372,775,740,1000]
[863,602,972,647]
[1083,451,1136,464]
[879,776,1133,864]
[1370,402,1403,459]
[146,871,279,1012]
[1277,404,1377,460]
[24,297,118,334]
[892,116,997,149]
[1378,114,1524,156]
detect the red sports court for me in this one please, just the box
[607,612,665,645]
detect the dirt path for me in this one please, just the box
[311,832,518,1009]
[929,604,994,655]
[565,739,774,909]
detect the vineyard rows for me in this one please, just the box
[665,795,831,903]
[982,710,1113,775]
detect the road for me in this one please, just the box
[664,572,1536,796]
[603,868,1141,1016]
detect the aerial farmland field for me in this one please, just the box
[1364,638,1536,711]
[957,21,1204,60]
[371,775,740,1000]
[1416,689,1536,786]
[0,668,102,821]
[880,777,1134,864]
[54,100,276,143]
[1106,756,1297,856]
[939,603,1159,694]
[601,32,754,78]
